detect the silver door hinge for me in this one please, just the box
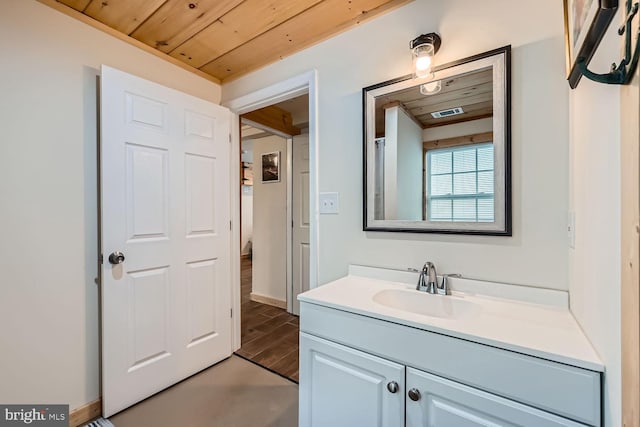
[230,308,233,318]
[229,133,232,143]
[230,221,232,230]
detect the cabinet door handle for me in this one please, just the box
[408,388,421,401]
[387,381,399,394]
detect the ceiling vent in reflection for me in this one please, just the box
[431,107,464,119]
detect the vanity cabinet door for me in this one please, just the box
[299,333,405,427]
[406,368,588,427]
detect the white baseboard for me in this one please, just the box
[250,292,286,309]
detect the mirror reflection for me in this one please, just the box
[363,47,510,235]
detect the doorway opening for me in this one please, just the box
[234,94,310,382]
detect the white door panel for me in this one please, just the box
[292,136,310,315]
[300,333,404,427]
[101,66,231,416]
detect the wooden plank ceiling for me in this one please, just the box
[374,67,494,133]
[47,0,413,82]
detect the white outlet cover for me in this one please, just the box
[320,192,339,214]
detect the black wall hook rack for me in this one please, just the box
[578,0,640,85]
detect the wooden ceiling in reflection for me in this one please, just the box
[375,67,493,134]
[41,0,413,83]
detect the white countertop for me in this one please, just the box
[298,274,604,372]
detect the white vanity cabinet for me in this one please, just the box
[299,297,602,427]
[300,332,590,427]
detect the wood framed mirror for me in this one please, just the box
[363,46,511,235]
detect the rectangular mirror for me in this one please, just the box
[363,46,511,235]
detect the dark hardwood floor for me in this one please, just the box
[236,257,299,382]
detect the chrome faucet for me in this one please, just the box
[417,262,438,294]
[416,262,461,296]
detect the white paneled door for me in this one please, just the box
[100,66,231,417]
[292,135,310,315]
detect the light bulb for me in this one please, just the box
[415,55,432,72]
[413,43,435,78]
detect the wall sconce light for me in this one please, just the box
[411,33,442,79]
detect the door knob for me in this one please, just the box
[408,388,421,401]
[108,251,126,265]
[387,381,399,394]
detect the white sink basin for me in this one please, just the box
[372,288,480,319]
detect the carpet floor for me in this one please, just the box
[108,355,298,427]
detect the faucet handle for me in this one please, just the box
[415,263,431,291]
[437,273,462,295]
[416,268,427,291]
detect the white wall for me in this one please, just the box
[241,187,254,255]
[568,10,624,426]
[241,140,254,255]
[222,0,570,290]
[383,108,399,218]
[423,117,493,141]
[252,135,288,302]
[383,106,423,220]
[0,0,220,411]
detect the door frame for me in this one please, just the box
[621,61,640,426]
[225,70,319,350]
[240,128,297,314]
[286,137,293,314]
[240,127,295,313]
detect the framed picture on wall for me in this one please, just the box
[261,151,280,183]
[563,0,618,88]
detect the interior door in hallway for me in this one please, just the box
[101,66,232,416]
[292,134,310,315]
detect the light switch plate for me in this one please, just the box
[568,211,575,249]
[320,192,339,214]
